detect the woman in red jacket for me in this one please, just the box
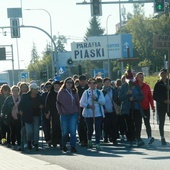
[135,72,155,145]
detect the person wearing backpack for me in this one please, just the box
[80,78,105,149]
[102,77,119,145]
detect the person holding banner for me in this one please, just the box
[80,78,105,149]
[153,68,170,145]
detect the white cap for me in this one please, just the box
[29,83,39,90]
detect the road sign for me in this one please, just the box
[53,76,60,81]
[122,34,133,58]
[58,66,66,75]
[71,34,133,61]
[21,72,28,79]
[153,35,170,49]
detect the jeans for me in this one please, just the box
[86,116,103,144]
[25,116,39,145]
[60,113,78,147]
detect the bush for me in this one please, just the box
[144,75,159,90]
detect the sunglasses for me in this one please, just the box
[66,81,73,84]
[46,86,51,88]
[89,82,96,84]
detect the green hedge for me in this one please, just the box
[144,75,159,90]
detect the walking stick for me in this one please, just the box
[168,48,170,117]
[91,89,95,124]
[152,110,155,129]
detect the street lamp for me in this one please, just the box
[119,0,124,76]
[24,8,54,77]
[106,14,112,78]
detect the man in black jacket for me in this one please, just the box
[77,75,88,147]
[153,68,170,145]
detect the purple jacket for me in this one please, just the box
[57,88,80,115]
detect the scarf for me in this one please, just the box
[12,95,21,120]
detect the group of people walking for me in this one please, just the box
[0,67,169,153]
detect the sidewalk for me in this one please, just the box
[0,145,66,170]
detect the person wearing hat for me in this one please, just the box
[153,68,170,145]
[18,83,43,151]
[119,65,145,147]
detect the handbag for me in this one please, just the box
[107,89,121,115]
[113,101,121,115]
[3,114,11,125]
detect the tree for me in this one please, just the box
[138,59,151,67]
[84,16,104,40]
[53,35,66,53]
[30,42,39,64]
[79,16,105,77]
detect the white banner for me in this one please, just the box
[71,35,122,61]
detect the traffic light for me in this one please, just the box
[91,0,102,16]
[154,0,165,13]
[40,71,47,79]
[10,18,20,38]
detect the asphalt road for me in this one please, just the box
[24,115,170,170]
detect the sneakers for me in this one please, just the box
[104,138,109,143]
[62,145,68,152]
[81,141,87,147]
[120,135,126,142]
[34,144,38,151]
[88,140,93,148]
[137,140,145,147]
[113,141,118,146]
[71,147,77,153]
[47,140,51,147]
[161,138,167,145]
[96,144,101,150]
[27,141,32,150]
[17,146,21,151]
[125,141,133,147]
[11,145,15,150]
[148,137,155,145]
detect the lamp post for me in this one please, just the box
[24,8,54,77]
[106,14,112,78]
[119,0,124,76]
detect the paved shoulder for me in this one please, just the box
[0,146,67,170]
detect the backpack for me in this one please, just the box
[86,89,102,115]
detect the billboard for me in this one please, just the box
[71,34,133,61]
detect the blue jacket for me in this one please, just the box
[18,91,42,124]
[119,83,144,116]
